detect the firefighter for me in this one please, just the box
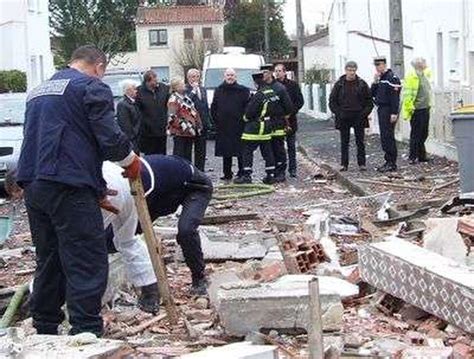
[234,72,277,184]
[371,56,402,172]
[260,64,294,182]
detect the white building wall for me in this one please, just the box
[0,0,55,90]
[136,22,225,80]
[303,38,333,72]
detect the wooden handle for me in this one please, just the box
[129,177,178,324]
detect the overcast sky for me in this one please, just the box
[282,0,333,37]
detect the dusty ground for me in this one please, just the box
[1,125,472,357]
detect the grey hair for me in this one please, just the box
[170,77,184,92]
[120,79,140,95]
[411,57,427,68]
[345,61,358,69]
[187,68,200,78]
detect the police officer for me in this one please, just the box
[16,45,141,337]
[261,64,294,182]
[371,56,402,172]
[234,72,277,184]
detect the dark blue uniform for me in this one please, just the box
[371,69,401,167]
[17,68,132,336]
[141,155,212,286]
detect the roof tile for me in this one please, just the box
[136,5,225,25]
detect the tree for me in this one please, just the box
[50,0,158,66]
[224,0,290,58]
[173,40,219,75]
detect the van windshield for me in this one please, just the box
[204,69,257,90]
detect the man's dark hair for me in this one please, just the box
[345,61,358,70]
[70,45,107,65]
[143,70,157,83]
[4,169,18,196]
[275,63,286,71]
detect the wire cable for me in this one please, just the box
[367,0,380,56]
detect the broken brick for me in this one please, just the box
[376,293,404,316]
[404,330,426,345]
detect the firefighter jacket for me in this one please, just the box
[269,80,294,137]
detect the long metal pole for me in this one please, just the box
[389,0,404,77]
[295,0,305,82]
[264,0,270,62]
[308,277,324,359]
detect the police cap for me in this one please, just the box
[373,56,387,65]
[252,71,264,81]
[260,63,274,71]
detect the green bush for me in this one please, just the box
[0,70,27,93]
[304,66,331,85]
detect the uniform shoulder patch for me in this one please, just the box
[27,79,70,102]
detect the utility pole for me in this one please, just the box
[295,0,305,82]
[264,0,270,62]
[389,0,404,77]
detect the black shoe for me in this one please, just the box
[418,157,430,163]
[138,283,160,314]
[387,164,397,172]
[220,174,233,181]
[274,174,286,183]
[262,175,276,185]
[408,159,417,165]
[289,170,297,178]
[340,166,348,172]
[359,165,367,172]
[190,277,208,296]
[233,175,252,184]
[376,163,390,172]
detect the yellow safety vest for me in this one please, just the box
[401,68,433,121]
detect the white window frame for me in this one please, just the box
[149,29,168,47]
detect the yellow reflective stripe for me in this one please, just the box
[260,101,268,119]
[242,133,272,141]
[262,89,273,94]
[258,121,265,136]
[271,129,286,137]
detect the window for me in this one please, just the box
[449,31,460,75]
[151,66,170,84]
[149,29,168,46]
[39,55,44,82]
[30,56,38,86]
[27,0,35,11]
[202,27,213,40]
[184,28,194,41]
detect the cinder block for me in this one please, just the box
[181,341,277,359]
[359,240,474,333]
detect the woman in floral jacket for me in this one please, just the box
[167,78,203,165]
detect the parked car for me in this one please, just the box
[0,93,26,187]
[102,69,144,106]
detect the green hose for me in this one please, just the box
[213,183,275,200]
[0,284,28,329]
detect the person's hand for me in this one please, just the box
[122,155,141,180]
[373,73,380,83]
[105,188,118,196]
[99,197,120,215]
[390,114,398,124]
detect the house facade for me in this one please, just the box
[0,0,55,90]
[130,5,225,81]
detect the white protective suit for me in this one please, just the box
[101,161,156,287]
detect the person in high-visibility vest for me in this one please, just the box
[260,64,294,182]
[401,57,433,164]
[234,72,280,184]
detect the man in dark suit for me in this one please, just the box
[136,70,170,155]
[184,68,212,171]
[117,79,141,153]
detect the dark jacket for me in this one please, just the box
[329,75,374,129]
[242,85,284,141]
[117,96,141,153]
[136,82,170,138]
[185,84,212,134]
[371,69,401,115]
[211,81,250,157]
[277,77,304,133]
[269,80,294,136]
[17,68,131,195]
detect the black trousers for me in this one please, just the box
[173,136,207,171]
[176,169,212,282]
[339,118,366,167]
[286,132,297,173]
[271,136,287,176]
[140,136,167,155]
[241,140,275,176]
[409,108,430,161]
[223,156,244,178]
[377,106,398,165]
[24,180,107,336]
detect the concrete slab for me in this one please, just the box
[0,332,124,358]
[217,275,359,336]
[423,218,469,265]
[359,239,474,333]
[181,341,278,359]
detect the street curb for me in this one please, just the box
[297,144,370,197]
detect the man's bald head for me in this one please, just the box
[224,68,237,84]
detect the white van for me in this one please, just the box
[202,47,265,106]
